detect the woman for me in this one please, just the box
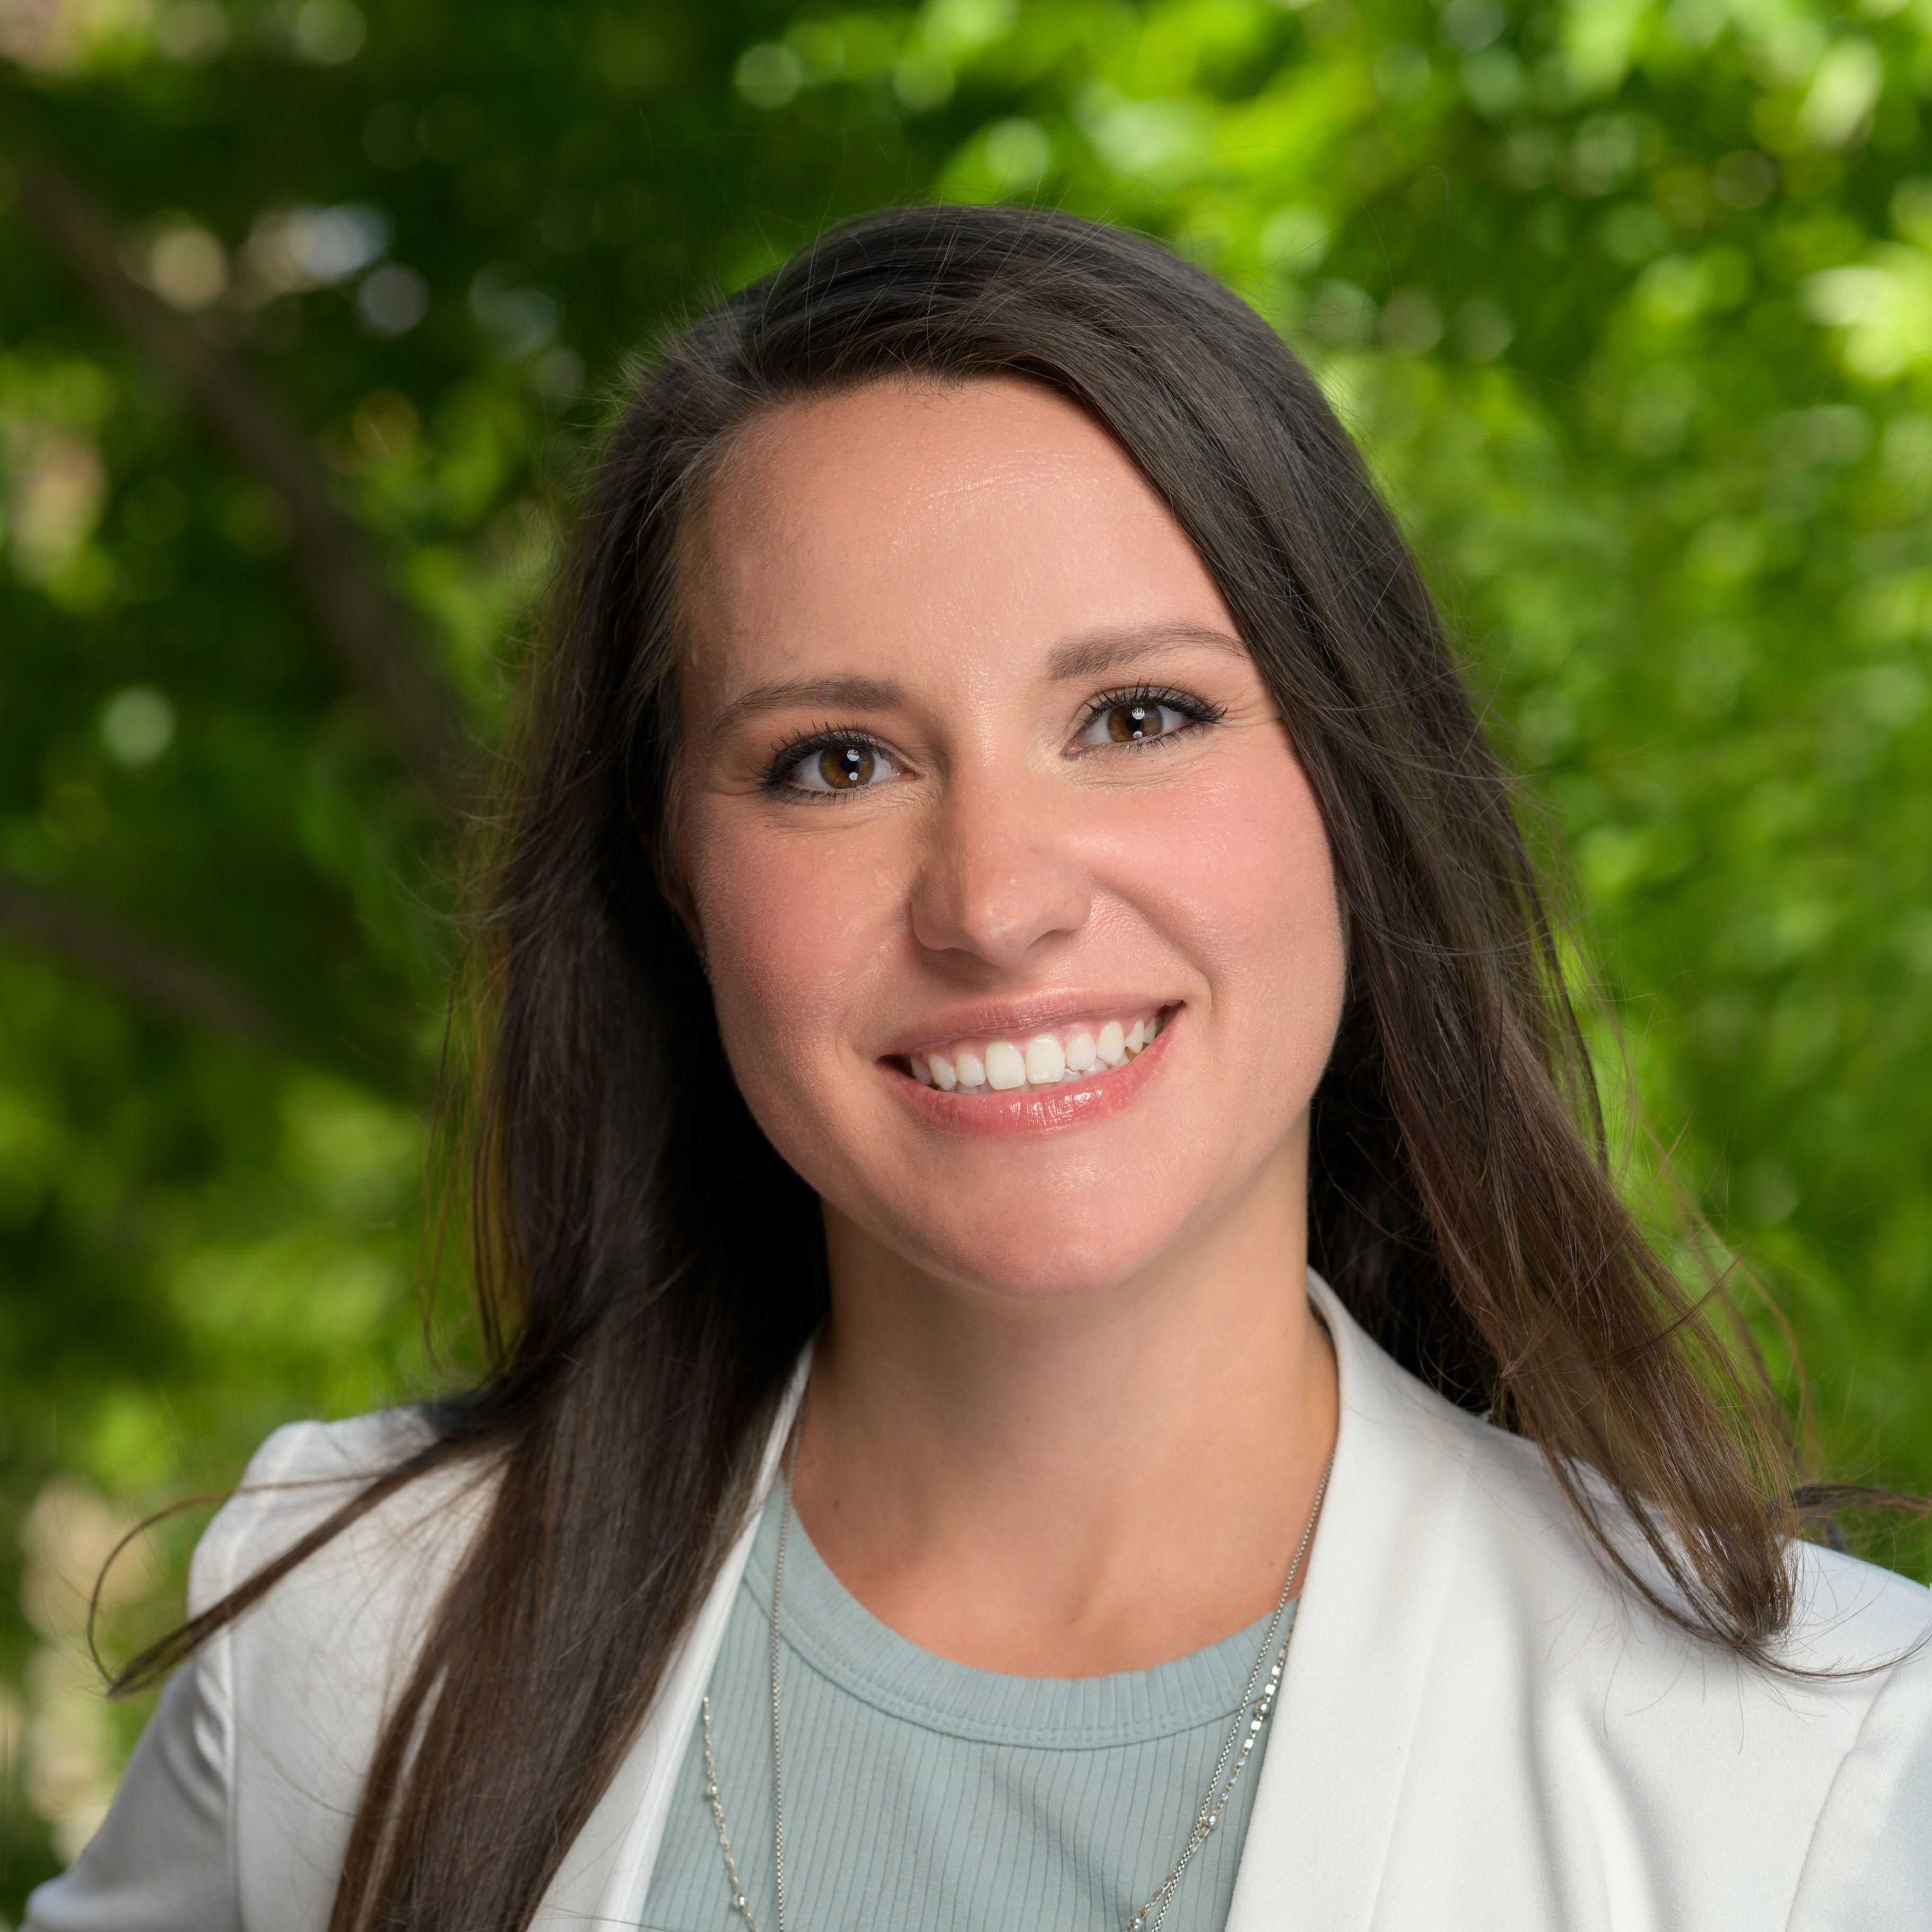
[30,204,1930,1932]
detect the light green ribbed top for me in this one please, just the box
[639,1485,1291,1932]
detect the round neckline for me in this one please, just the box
[739,1486,1294,1750]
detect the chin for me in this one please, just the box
[876,1200,1187,1303]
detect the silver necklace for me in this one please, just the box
[701,1454,1333,1932]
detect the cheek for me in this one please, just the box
[680,801,894,1115]
[1204,790,1343,1122]
[1101,737,1345,1053]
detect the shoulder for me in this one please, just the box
[195,1404,498,1692]
[189,1410,499,1929]
[1449,1401,1932,1920]
[1411,1345,1931,1710]
[189,1409,443,1613]
[1457,1398,1931,1676]
[1314,1269,1931,1687]
[1302,1274,1932,1925]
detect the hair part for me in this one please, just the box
[117,203,1829,1932]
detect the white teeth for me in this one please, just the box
[1024,1035,1066,1086]
[984,1040,1027,1091]
[910,1013,1164,1095]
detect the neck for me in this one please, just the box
[791,1128,1337,1677]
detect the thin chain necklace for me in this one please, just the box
[701,1454,1333,1932]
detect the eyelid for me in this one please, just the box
[1071,682,1224,748]
[758,724,908,797]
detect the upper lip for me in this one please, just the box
[878,994,1179,1059]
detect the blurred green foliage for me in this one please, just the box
[2,0,1929,1905]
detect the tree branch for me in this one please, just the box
[0,872,279,1043]
[14,163,477,815]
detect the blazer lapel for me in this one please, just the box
[536,1353,812,1930]
[1223,1272,1475,1932]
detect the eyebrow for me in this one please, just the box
[709,623,1247,738]
[1044,622,1248,681]
[711,675,906,738]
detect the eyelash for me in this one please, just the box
[1074,682,1225,747]
[756,723,899,799]
[756,684,1225,798]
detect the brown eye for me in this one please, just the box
[1106,701,1166,742]
[781,739,901,794]
[1075,694,1208,754]
[817,744,874,788]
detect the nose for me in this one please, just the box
[909,767,1092,971]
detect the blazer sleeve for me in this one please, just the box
[22,1660,238,1932]
[1787,1626,1932,1930]
[22,1421,333,1932]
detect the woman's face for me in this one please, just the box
[676,376,1347,1300]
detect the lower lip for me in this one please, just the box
[885,1014,1177,1137]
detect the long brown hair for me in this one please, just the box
[120,203,1819,1930]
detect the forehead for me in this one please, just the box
[679,375,1235,703]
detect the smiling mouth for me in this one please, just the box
[897,1007,1171,1095]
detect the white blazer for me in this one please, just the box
[29,1273,1932,1931]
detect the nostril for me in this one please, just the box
[908,834,1094,968]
